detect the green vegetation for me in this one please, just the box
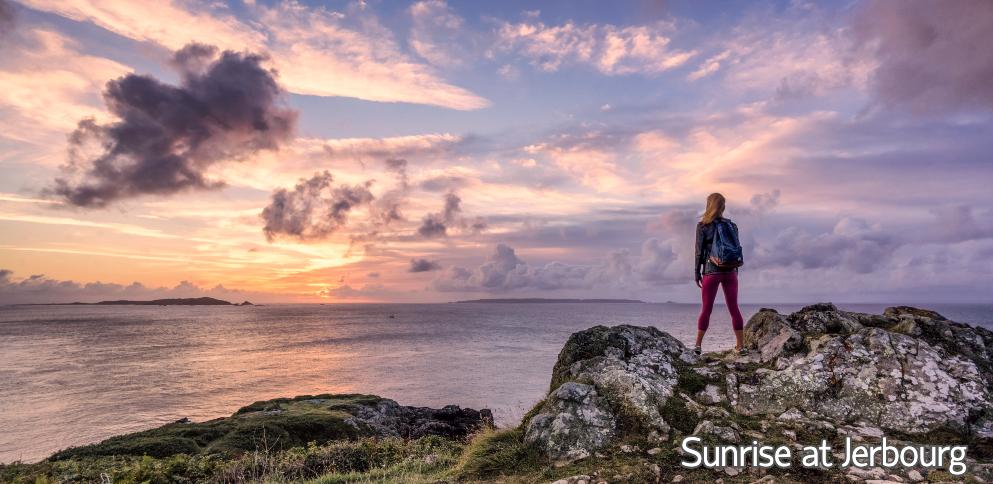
[50,394,380,460]
[1,436,461,484]
[659,396,699,435]
[450,429,544,480]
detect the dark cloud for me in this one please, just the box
[409,258,442,272]
[417,192,461,238]
[51,43,297,207]
[853,0,993,113]
[261,171,374,242]
[371,158,409,225]
[417,192,486,238]
[417,217,448,238]
[0,270,274,305]
[367,272,380,278]
[419,175,471,192]
[0,0,16,40]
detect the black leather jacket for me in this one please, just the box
[695,217,739,280]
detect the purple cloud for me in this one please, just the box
[51,43,296,207]
[409,258,442,272]
[261,171,374,242]
[0,0,15,40]
[853,0,993,113]
[417,192,486,238]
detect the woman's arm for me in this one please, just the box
[694,222,703,283]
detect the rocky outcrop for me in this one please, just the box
[347,399,494,439]
[523,325,690,461]
[737,304,992,436]
[51,393,492,460]
[524,304,993,481]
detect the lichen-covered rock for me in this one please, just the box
[693,419,741,443]
[524,382,617,462]
[735,304,993,438]
[524,325,688,461]
[743,308,802,362]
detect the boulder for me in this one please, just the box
[523,381,618,462]
[743,308,802,362]
[524,325,689,461]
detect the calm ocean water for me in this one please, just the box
[1,302,991,463]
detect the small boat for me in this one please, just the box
[388,313,396,319]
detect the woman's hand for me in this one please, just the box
[695,274,703,288]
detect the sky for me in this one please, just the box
[0,0,991,304]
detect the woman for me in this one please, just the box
[694,193,745,356]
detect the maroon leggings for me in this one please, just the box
[697,272,744,331]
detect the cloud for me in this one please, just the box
[0,29,131,144]
[496,18,696,75]
[409,0,468,67]
[0,269,277,305]
[418,192,461,238]
[18,0,265,51]
[636,238,677,283]
[691,6,870,101]
[748,189,781,214]
[434,242,679,293]
[261,171,374,242]
[0,0,15,40]
[417,192,486,238]
[258,1,488,110]
[523,133,626,191]
[686,50,730,81]
[370,158,410,225]
[20,0,488,110]
[852,0,993,113]
[409,258,442,272]
[323,133,462,163]
[50,44,296,207]
[926,206,993,243]
[751,218,899,274]
[419,174,472,192]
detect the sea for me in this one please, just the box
[1,302,991,464]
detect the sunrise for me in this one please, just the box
[1,0,991,482]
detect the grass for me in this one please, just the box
[2,436,464,484]
[659,396,700,435]
[450,428,545,481]
[49,397,375,460]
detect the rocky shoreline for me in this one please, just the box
[3,303,992,483]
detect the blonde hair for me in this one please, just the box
[701,193,726,224]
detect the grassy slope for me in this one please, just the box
[48,394,383,460]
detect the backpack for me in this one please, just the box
[708,219,744,269]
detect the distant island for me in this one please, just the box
[61,297,252,306]
[454,298,645,304]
